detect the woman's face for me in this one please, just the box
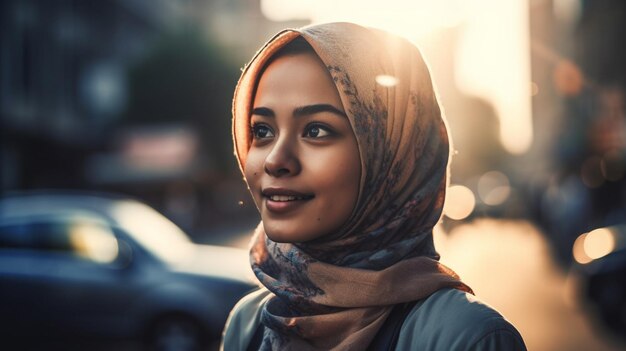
[244,51,361,243]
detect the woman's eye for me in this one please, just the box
[251,124,274,139]
[304,124,332,138]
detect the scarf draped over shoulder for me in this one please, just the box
[232,22,472,350]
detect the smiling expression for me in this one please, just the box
[244,50,361,243]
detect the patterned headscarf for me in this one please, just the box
[233,22,472,350]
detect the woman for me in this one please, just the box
[222,22,526,350]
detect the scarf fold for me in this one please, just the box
[233,22,472,350]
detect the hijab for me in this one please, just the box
[232,22,473,350]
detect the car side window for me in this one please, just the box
[0,218,120,264]
[0,221,70,251]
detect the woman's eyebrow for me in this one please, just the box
[251,107,274,117]
[294,104,347,118]
[251,104,348,118]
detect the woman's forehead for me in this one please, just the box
[253,52,344,112]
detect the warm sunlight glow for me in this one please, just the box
[261,0,466,39]
[261,0,532,155]
[444,185,476,220]
[261,0,313,21]
[456,0,532,154]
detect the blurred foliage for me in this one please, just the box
[122,25,240,171]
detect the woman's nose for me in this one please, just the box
[264,137,301,177]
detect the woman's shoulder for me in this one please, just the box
[396,288,526,351]
[221,288,272,351]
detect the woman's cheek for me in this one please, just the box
[244,151,264,200]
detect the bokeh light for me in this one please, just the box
[444,184,476,220]
[477,171,511,206]
[552,59,584,96]
[573,228,616,264]
[530,82,540,96]
[375,75,399,87]
[584,228,616,260]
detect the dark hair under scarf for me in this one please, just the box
[233,22,472,350]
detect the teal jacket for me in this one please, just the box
[221,288,526,350]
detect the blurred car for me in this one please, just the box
[571,224,626,341]
[0,191,256,351]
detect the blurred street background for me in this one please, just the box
[2,0,626,350]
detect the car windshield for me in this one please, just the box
[110,201,192,264]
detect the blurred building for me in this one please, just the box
[0,0,184,190]
[0,0,306,235]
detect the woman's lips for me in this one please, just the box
[262,188,314,214]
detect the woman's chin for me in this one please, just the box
[263,223,315,243]
[262,221,293,243]
[265,231,296,243]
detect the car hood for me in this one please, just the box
[172,244,256,284]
